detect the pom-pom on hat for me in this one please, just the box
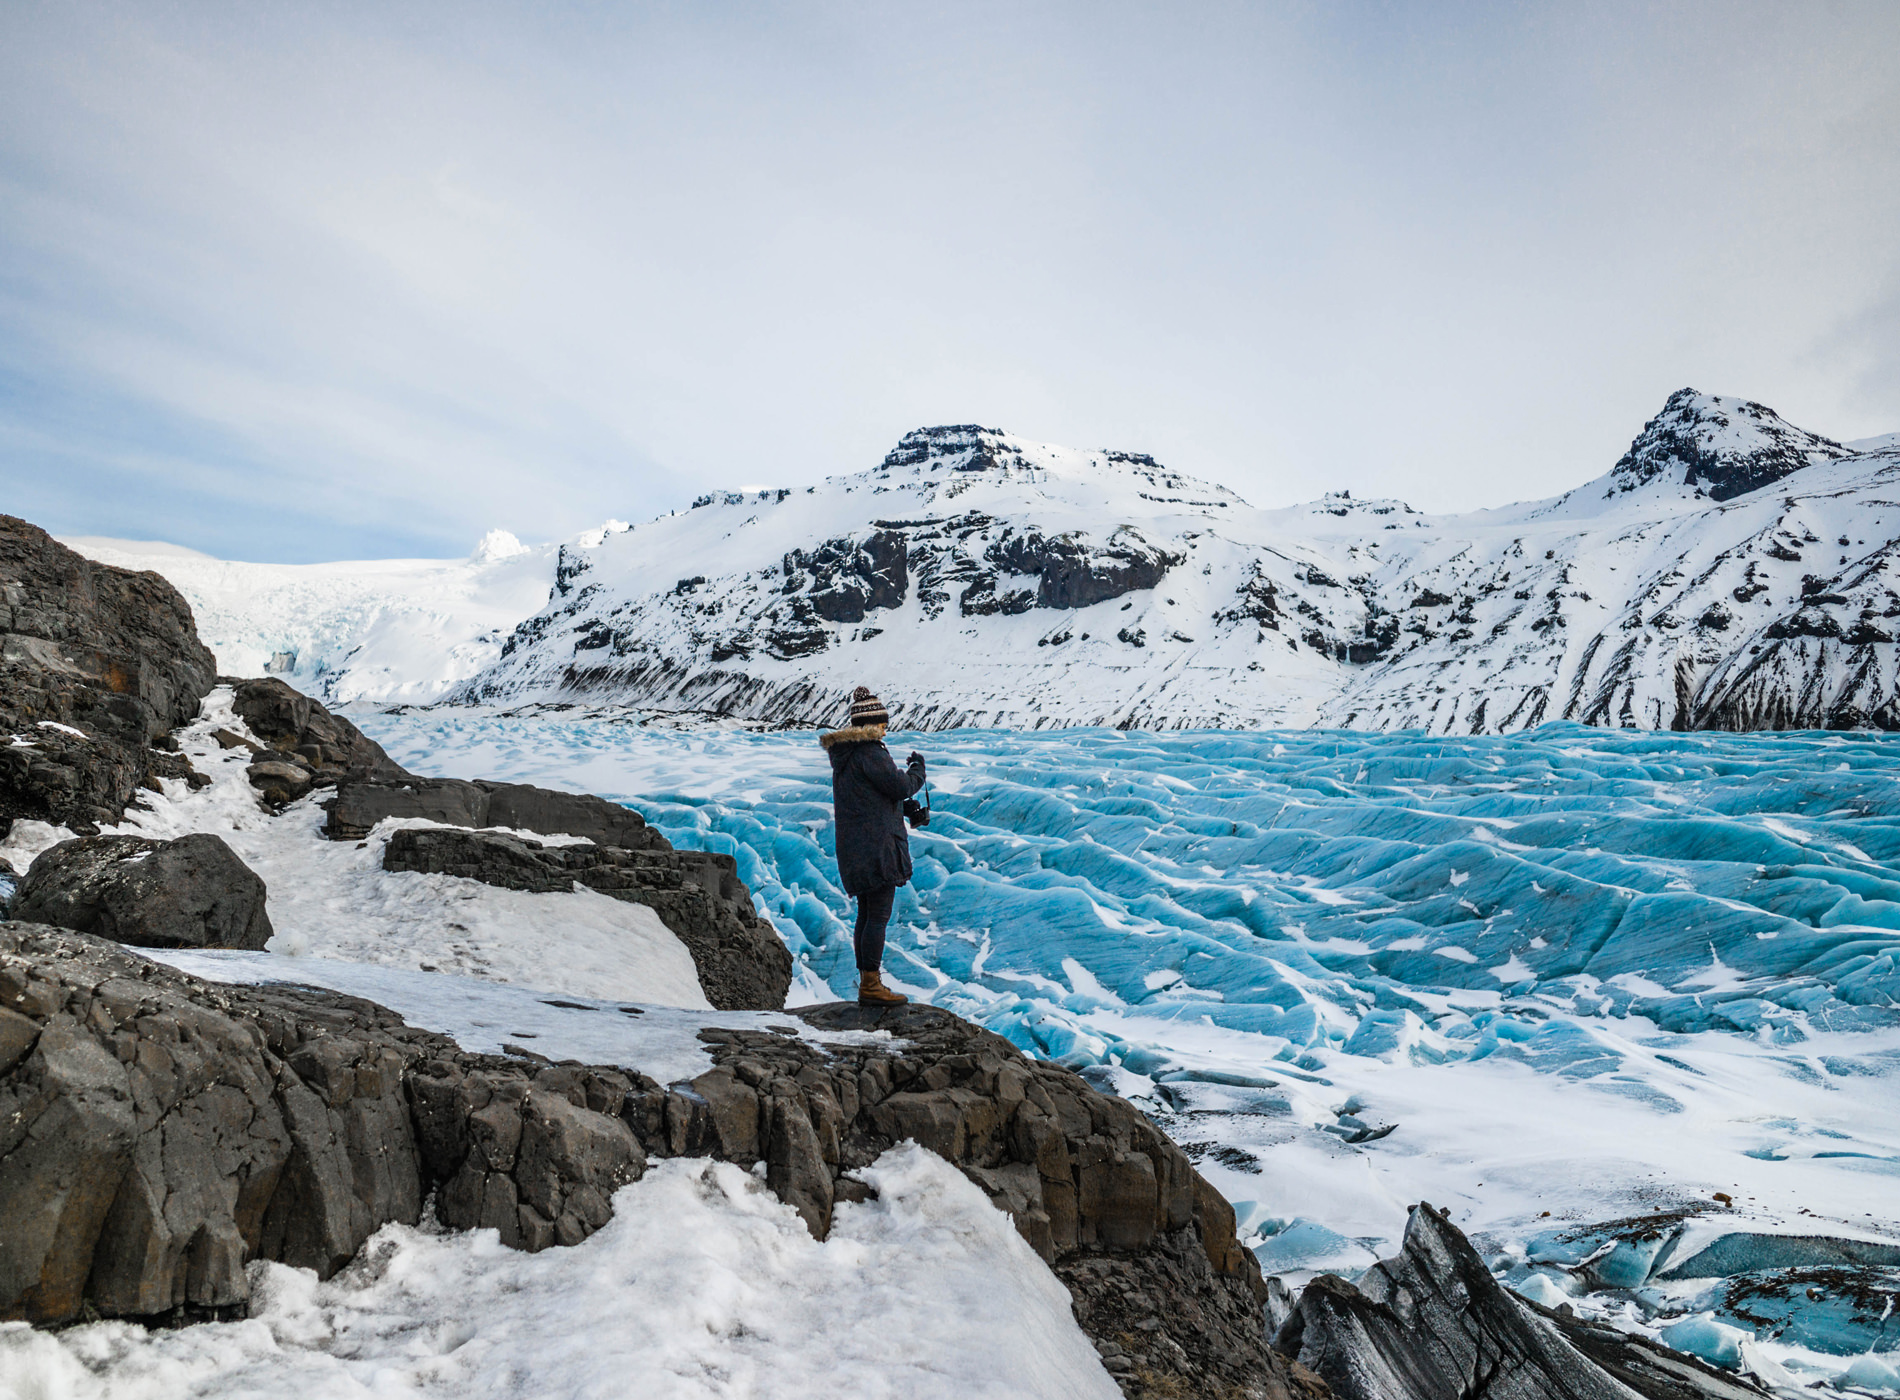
[848,686,890,727]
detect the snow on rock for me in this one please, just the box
[89,686,715,1008]
[0,1146,1120,1400]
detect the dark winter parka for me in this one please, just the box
[823,725,925,897]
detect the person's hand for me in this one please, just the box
[907,751,925,768]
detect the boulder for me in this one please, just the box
[1274,1202,1764,1400]
[228,677,409,784]
[327,776,669,850]
[1,515,217,834]
[14,834,273,950]
[381,827,792,1010]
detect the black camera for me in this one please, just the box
[903,797,930,829]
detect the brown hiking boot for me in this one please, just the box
[858,968,908,1007]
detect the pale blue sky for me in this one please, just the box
[3,2,1897,560]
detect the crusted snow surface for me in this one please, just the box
[355,708,1900,1393]
[60,532,560,704]
[0,1144,1117,1400]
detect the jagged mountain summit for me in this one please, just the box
[449,393,1900,732]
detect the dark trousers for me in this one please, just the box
[853,885,896,972]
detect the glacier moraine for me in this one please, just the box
[355,710,1900,1383]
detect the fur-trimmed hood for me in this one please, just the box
[820,724,887,750]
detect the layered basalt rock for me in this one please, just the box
[382,827,793,1011]
[14,833,273,950]
[0,515,216,834]
[1,924,437,1323]
[0,924,652,1324]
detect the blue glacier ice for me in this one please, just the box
[357,716,1900,1065]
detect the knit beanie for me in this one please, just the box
[848,686,890,727]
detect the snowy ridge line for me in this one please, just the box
[449,394,1900,733]
[67,390,1900,734]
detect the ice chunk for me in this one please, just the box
[1660,1314,1750,1370]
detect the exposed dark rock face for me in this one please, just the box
[680,1001,1326,1400]
[783,530,909,624]
[0,924,649,1324]
[14,834,272,950]
[1609,389,1848,503]
[0,516,217,835]
[1275,1203,1762,1400]
[229,677,410,783]
[381,827,793,1011]
[326,775,670,849]
[1,924,432,1322]
[408,1057,648,1252]
[988,527,1184,611]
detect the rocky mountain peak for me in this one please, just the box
[879,424,1018,473]
[1607,387,1849,503]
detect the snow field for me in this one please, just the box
[0,1145,1118,1400]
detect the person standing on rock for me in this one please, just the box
[822,686,925,1007]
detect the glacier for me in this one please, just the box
[352,707,1900,1390]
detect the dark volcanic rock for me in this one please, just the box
[407,1057,647,1252]
[784,530,910,624]
[0,924,648,1324]
[0,516,217,833]
[1276,1202,1762,1400]
[15,834,273,950]
[229,677,410,783]
[381,827,793,1011]
[988,527,1184,611]
[327,776,669,850]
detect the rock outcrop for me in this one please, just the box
[325,775,669,849]
[382,827,792,1011]
[227,677,411,802]
[0,923,647,1324]
[1274,1202,1765,1400]
[0,925,1314,1399]
[679,1002,1321,1400]
[14,834,273,950]
[1,515,216,834]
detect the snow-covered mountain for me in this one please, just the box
[70,389,1900,733]
[451,390,1900,733]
